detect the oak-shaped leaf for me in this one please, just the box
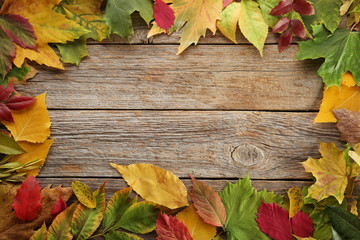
[334,109,360,146]
[292,211,314,238]
[292,0,315,15]
[190,174,226,227]
[72,180,96,209]
[12,176,42,221]
[154,0,175,33]
[326,206,360,239]
[155,212,193,240]
[52,195,66,219]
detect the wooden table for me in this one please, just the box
[17,16,341,238]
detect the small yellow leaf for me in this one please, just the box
[287,187,303,218]
[110,163,188,209]
[349,150,360,167]
[176,205,216,240]
[315,72,360,122]
[351,200,358,216]
[72,181,96,209]
[2,93,51,143]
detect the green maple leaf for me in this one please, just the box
[297,25,360,87]
[302,0,342,33]
[57,37,88,66]
[219,175,283,240]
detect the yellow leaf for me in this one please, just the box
[2,93,51,143]
[287,187,303,218]
[10,139,54,177]
[176,205,216,240]
[110,163,188,209]
[72,180,97,209]
[302,142,347,203]
[216,2,241,44]
[315,72,360,122]
[1,0,89,69]
[351,200,358,216]
[173,0,222,54]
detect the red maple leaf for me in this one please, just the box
[155,212,193,240]
[51,195,67,219]
[12,176,42,221]
[154,0,175,33]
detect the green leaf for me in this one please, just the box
[297,25,360,87]
[0,28,15,80]
[103,187,137,233]
[217,2,241,44]
[30,222,47,240]
[327,206,360,239]
[239,0,268,56]
[357,194,360,216]
[56,37,88,66]
[0,134,24,155]
[71,183,106,240]
[104,0,154,39]
[104,231,144,240]
[219,175,282,240]
[352,4,360,13]
[302,0,342,33]
[48,202,78,240]
[332,227,345,240]
[72,180,96,208]
[256,0,281,28]
[2,62,31,86]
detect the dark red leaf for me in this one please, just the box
[291,211,314,238]
[278,29,292,53]
[223,0,233,8]
[156,212,193,240]
[270,0,293,16]
[6,95,36,110]
[290,19,305,39]
[0,103,13,122]
[51,195,67,219]
[292,0,315,15]
[0,83,14,101]
[154,0,175,34]
[256,202,292,240]
[0,14,36,49]
[12,176,43,222]
[273,17,290,33]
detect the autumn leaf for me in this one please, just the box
[110,163,188,209]
[176,205,216,240]
[173,0,222,54]
[72,180,96,209]
[52,195,66,219]
[315,73,360,122]
[154,0,175,33]
[288,187,303,218]
[4,62,38,85]
[29,222,47,240]
[351,199,358,216]
[156,212,193,240]
[104,231,144,240]
[56,36,88,66]
[302,142,348,203]
[334,109,360,146]
[47,202,78,240]
[0,133,24,154]
[216,2,241,44]
[190,174,226,227]
[292,211,314,238]
[257,0,281,28]
[0,25,15,79]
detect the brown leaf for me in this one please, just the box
[0,183,72,239]
[333,108,360,146]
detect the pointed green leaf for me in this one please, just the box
[256,0,281,28]
[72,180,96,208]
[327,206,360,239]
[30,222,47,240]
[48,202,78,240]
[0,134,24,154]
[56,37,88,66]
[104,231,144,240]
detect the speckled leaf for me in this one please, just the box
[288,187,303,218]
[47,203,78,240]
[71,180,96,209]
[30,222,47,240]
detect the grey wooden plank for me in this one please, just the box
[17,45,323,110]
[37,110,340,179]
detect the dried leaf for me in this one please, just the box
[287,187,303,218]
[154,0,175,33]
[0,133,24,154]
[334,109,360,146]
[47,202,78,240]
[291,211,314,238]
[71,180,96,209]
[155,212,193,240]
[29,222,47,240]
[110,163,188,209]
[52,195,66,219]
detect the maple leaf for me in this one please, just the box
[287,187,303,218]
[297,24,360,87]
[176,205,217,240]
[72,180,96,208]
[111,163,188,209]
[190,174,226,227]
[52,195,67,219]
[173,0,222,54]
[334,109,360,146]
[155,212,193,240]
[302,142,348,203]
[291,211,314,238]
[154,0,175,33]
[12,176,42,221]
[315,73,360,122]
[56,36,88,66]
[5,62,38,86]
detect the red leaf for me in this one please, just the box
[6,95,36,110]
[291,211,314,238]
[0,83,13,101]
[270,0,293,16]
[190,174,226,227]
[290,19,305,39]
[278,29,292,53]
[51,195,67,219]
[156,212,193,240]
[273,17,290,33]
[256,202,292,240]
[223,0,233,8]
[292,0,315,15]
[0,103,13,122]
[12,176,42,221]
[154,0,175,34]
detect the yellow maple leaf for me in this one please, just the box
[287,187,303,218]
[302,142,348,204]
[10,139,54,177]
[176,205,216,240]
[315,72,360,122]
[0,0,89,69]
[2,93,51,143]
[110,163,188,209]
[173,0,222,54]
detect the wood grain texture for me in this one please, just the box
[38,110,341,179]
[18,45,324,110]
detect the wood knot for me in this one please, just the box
[231,144,265,166]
